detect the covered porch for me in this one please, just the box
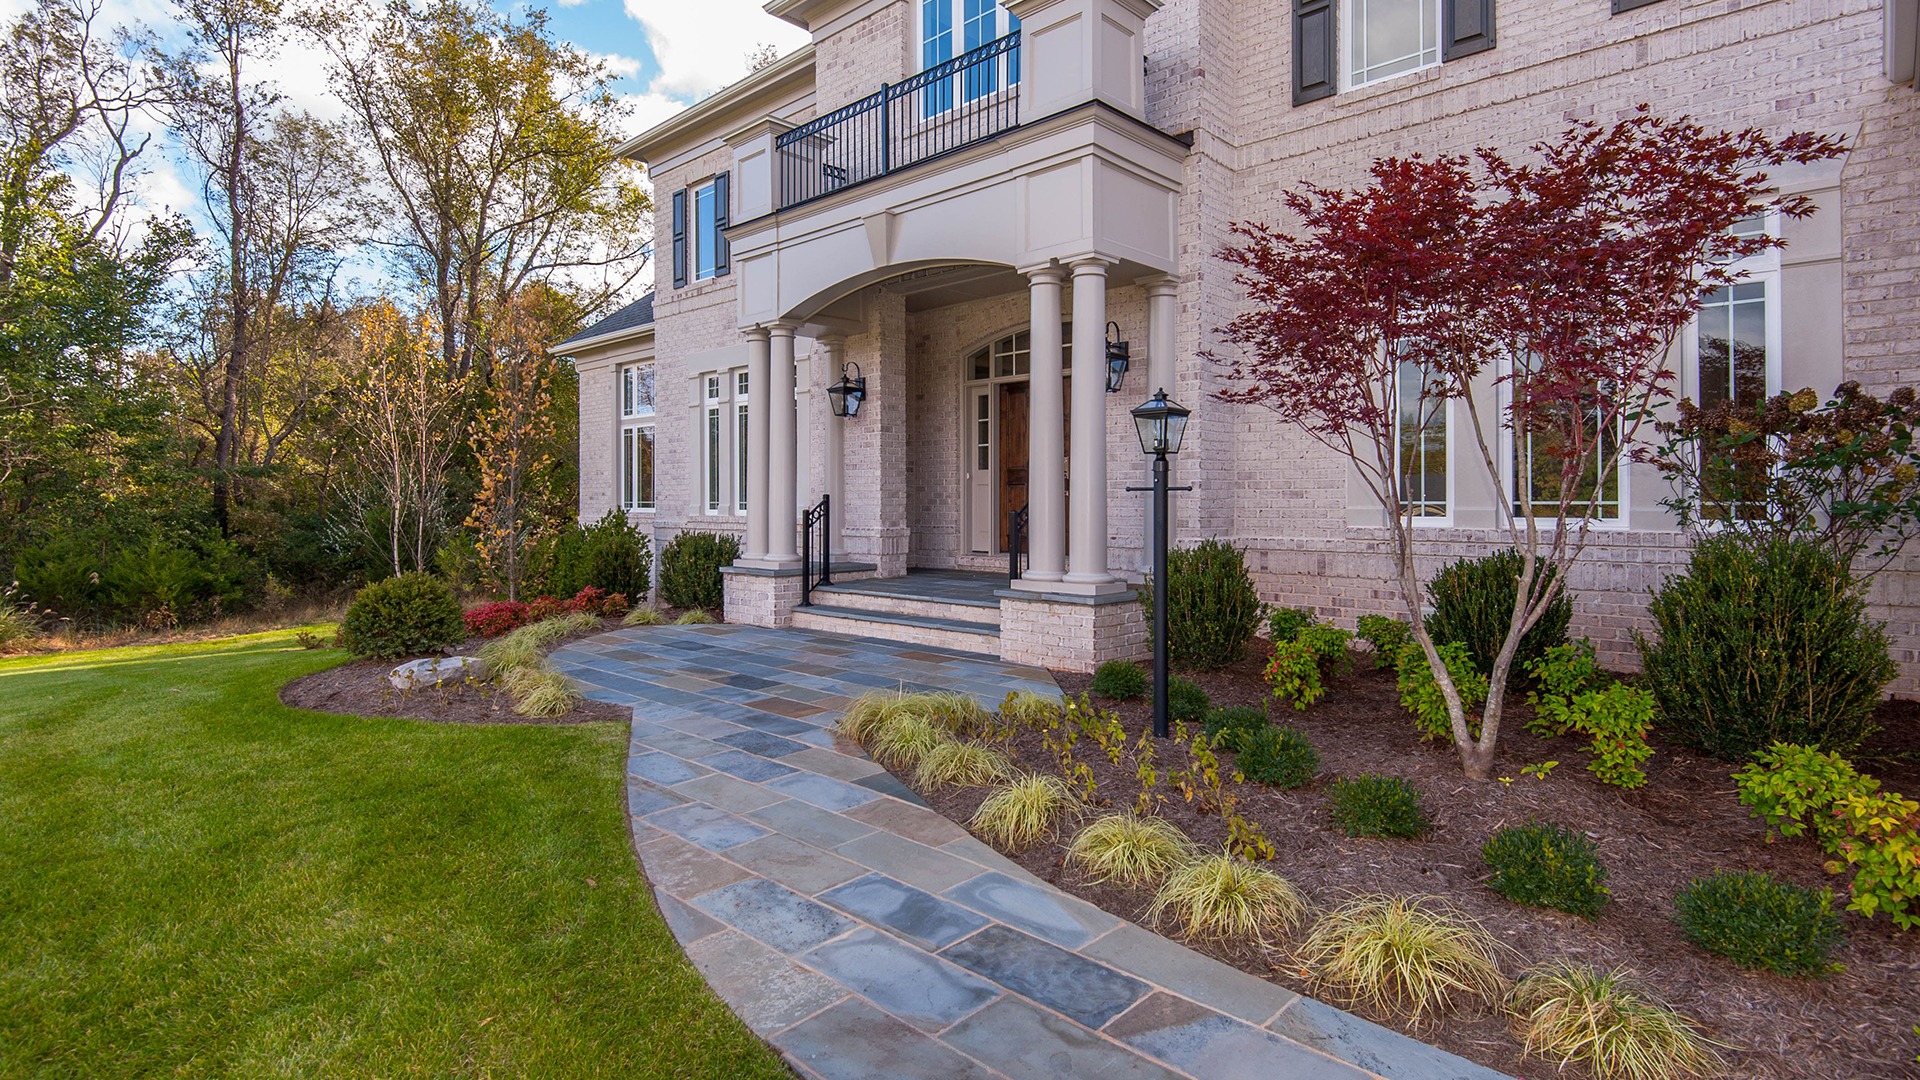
[717,0,1185,671]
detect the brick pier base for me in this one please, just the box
[998,588,1148,673]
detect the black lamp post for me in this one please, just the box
[827,362,866,417]
[1104,321,1130,393]
[1129,388,1190,738]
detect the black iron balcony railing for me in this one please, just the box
[776,33,1020,212]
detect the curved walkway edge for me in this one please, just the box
[551,624,1511,1080]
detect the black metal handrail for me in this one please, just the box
[776,33,1020,212]
[801,494,832,605]
[1007,503,1028,582]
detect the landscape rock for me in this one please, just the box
[390,655,488,691]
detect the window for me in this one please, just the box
[1509,358,1623,523]
[920,0,1020,114]
[965,324,1070,383]
[1297,0,1491,103]
[620,365,656,511]
[736,371,750,515]
[671,174,729,288]
[701,369,749,516]
[1395,358,1449,519]
[693,182,719,281]
[1348,0,1439,86]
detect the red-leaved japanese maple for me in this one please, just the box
[1213,108,1846,780]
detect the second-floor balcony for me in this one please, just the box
[776,33,1022,212]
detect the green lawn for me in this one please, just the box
[0,630,789,1079]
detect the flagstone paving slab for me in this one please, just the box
[550,623,1512,1080]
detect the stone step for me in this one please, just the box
[807,583,999,623]
[790,604,1000,658]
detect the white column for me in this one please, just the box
[818,335,847,556]
[1025,266,1067,583]
[1065,256,1114,587]
[1145,275,1179,565]
[767,322,800,565]
[743,327,771,561]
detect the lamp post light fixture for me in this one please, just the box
[1104,321,1130,393]
[827,361,866,418]
[1129,388,1192,738]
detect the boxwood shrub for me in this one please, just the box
[1637,535,1895,760]
[1327,774,1429,839]
[658,531,741,612]
[1235,726,1319,789]
[1481,822,1610,919]
[1091,660,1148,700]
[1152,539,1262,670]
[1674,869,1845,977]
[338,573,465,659]
[1425,549,1572,681]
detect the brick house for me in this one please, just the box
[561,0,1920,686]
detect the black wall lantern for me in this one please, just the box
[827,361,866,418]
[1104,321,1129,393]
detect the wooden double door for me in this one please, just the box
[969,377,1069,554]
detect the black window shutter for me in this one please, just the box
[712,172,731,278]
[671,188,688,288]
[1293,0,1336,105]
[1611,0,1660,12]
[1442,0,1495,60]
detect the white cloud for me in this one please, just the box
[591,51,645,81]
[620,90,691,135]
[621,0,807,100]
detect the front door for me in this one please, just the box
[998,382,1030,550]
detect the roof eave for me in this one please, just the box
[618,45,817,166]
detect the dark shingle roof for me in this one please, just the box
[556,293,654,348]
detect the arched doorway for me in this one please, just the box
[962,325,1072,554]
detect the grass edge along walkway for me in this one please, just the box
[0,629,788,1079]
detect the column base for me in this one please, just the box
[720,565,806,628]
[996,587,1147,673]
[1013,575,1129,597]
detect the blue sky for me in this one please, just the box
[0,0,812,235]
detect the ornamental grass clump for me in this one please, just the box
[1510,964,1725,1080]
[1327,774,1429,839]
[908,690,990,735]
[1296,895,1510,1028]
[673,608,716,625]
[621,603,665,627]
[971,774,1077,850]
[1066,814,1198,888]
[1481,822,1610,919]
[868,714,947,772]
[1674,870,1845,977]
[1235,726,1320,789]
[1149,853,1308,945]
[511,667,581,718]
[1091,660,1148,700]
[914,740,1014,790]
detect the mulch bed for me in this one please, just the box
[280,633,629,726]
[896,648,1920,1079]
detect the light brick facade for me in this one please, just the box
[567,0,1920,684]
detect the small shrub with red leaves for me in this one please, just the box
[465,600,531,638]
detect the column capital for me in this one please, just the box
[1019,260,1065,283]
[1068,254,1116,277]
[1142,274,1179,298]
[759,320,798,339]
[743,325,772,342]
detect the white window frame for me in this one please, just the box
[691,180,720,283]
[919,0,1020,110]
[620,364,656,512]
[1498,356,1628,530]
[1675,215,1783,526]
[1393,357,1453,526]
[1344,0,1442,89]
[700,368,750,517]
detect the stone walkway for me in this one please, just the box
[550,625,1509,1080]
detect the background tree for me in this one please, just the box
[1215,109,1846,780]
[318,0,649,380]
[464,293,569,600]
[337,302,467,577]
